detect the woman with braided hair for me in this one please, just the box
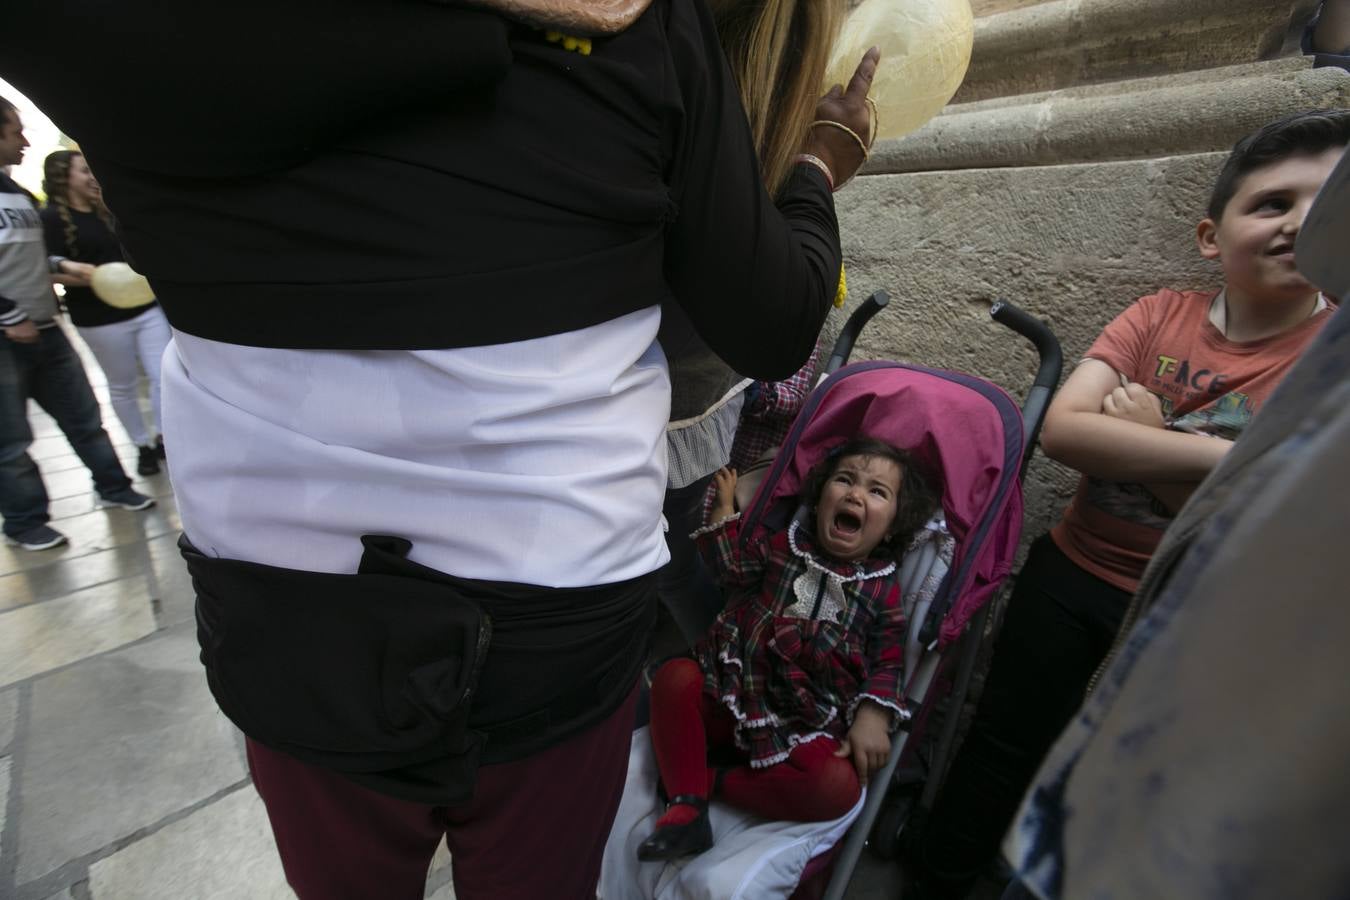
[41,150,170,476]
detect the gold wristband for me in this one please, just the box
[810,119,872,161]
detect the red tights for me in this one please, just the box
[648,658,861,827]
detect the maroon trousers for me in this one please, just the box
[247,685,639,900]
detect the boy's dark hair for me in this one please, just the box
[801,436,942,563]
[1207,108,1350,221]
[0,97,16,127]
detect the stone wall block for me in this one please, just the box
[867,63,1349,173]
[956,0,1306,102]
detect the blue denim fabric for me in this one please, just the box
[0,327,131,536]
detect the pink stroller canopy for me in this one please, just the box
[741,362,1025,646]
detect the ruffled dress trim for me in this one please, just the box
[786,520,896,583]
[690,512,740,540]
[848,693,911,731]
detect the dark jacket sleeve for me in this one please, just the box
[661,0,842,381]
[4,1,512,178]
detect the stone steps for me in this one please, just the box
[868,57,1348,172]
[955,0,1315,103]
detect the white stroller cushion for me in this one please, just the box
[599,726,865,900]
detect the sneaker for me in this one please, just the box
[155,434,166,460]
[137,444,161,476]
[96,487,156,511]
[5,524,69,551]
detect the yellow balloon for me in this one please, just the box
[89,262,155,309]
[826,0,974,141]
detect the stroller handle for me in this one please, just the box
[990,299,1064,469]
[990,299,1062,390]
[823,291,890,376]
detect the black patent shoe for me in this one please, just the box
[637,795,713,862]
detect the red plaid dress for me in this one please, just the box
[692,514,910,768]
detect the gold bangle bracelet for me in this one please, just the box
[809,119,871,161]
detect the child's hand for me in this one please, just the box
[1102,383,1165,429]
[710,467,738,522]
[834,700,892,785]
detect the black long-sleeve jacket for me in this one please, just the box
[4,0,840,379]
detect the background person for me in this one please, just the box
[909,108,1348,900]
[1002,147,1350,900]
[658,0,855,646]
[0,97,153,552]
[42,149,171,475]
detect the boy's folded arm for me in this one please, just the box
[1041,360,1232,483]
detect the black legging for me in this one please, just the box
[913,534,1130,898]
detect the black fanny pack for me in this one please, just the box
[182,534,654,805]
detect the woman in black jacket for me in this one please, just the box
[5,1,878,896]
[42,150,171,475]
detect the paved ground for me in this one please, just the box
[0,325,910,899]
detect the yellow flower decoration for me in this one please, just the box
[544,30,592,55]
[834,265,848,308]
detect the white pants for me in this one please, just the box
[76,305,171,447]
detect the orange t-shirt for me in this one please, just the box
[1051,288,1334,592]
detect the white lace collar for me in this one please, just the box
[786,519,897,584]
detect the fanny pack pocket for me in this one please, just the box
[183,534,491,801]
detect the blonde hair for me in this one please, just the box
[715,0,846,197]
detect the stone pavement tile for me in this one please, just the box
[15,628,246,884]
[0,577,157,688]
[1,755,11,862]
[47,478,177,522]
[0,687,16,750]
[25,435,135,468]
[27,410,62,439]
[39,467,156,505]
[150,545,196,630]
[0,502,181,578]
[37,445,147,478]
[87,787,293,900]
[0,532,181,612]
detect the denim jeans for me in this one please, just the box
[0,326,131,537]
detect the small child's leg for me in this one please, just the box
[719,736,861,822]
[649,658,730,827]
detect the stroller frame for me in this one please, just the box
[741,291,1062,900]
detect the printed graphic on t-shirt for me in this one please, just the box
[1165,390,1255,441]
